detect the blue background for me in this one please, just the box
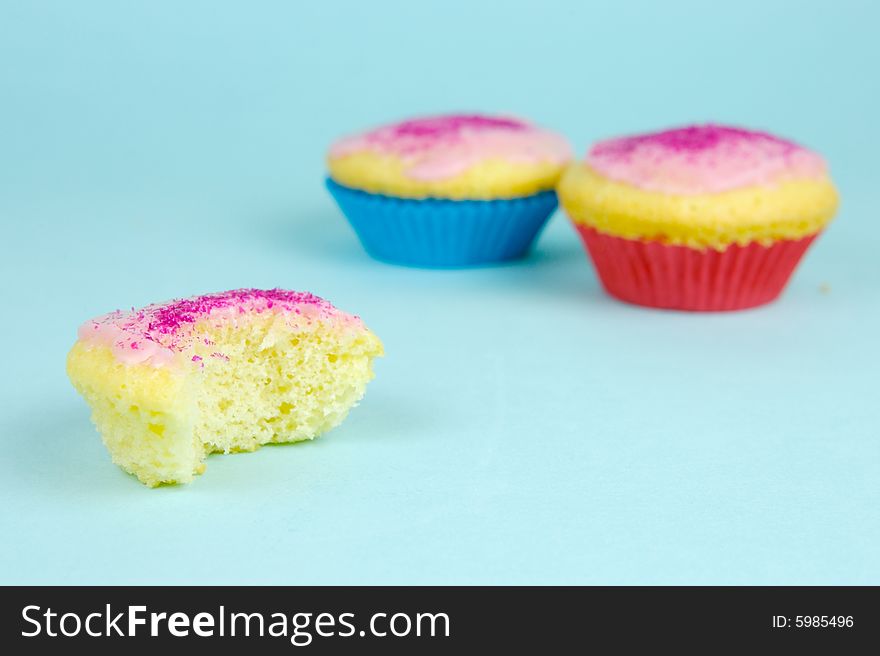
[1,0,878,584]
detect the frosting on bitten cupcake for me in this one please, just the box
[76,289,363,368]
[328,114,572,199]
[68,289,383,486]
[558,124,839,249]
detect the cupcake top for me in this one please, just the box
[558,124,838,249]
[77,289,364,368]
[327,113,572,199]
[585,124,828,195]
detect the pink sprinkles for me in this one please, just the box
[585,123,827,194]
[80,289,350,364]
[589,124,803,159]
[387,114,527,139]
[342,114,531,156]
[144,289,328,335]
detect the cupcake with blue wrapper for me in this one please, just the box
[326,114,572,267]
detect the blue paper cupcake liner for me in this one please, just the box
[326,178,559,267]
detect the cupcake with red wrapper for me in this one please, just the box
[558,124,839,311]
[326,114,572,267]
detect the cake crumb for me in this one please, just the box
[819,282,831,294]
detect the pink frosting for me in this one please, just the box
[586,124,828,194]
[77,289,360,367]
[329,114,572,180]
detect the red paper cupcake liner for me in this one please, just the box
[574,225,820,311]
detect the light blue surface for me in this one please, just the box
[1,0,878,585]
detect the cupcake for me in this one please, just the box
[326,114,572,267]
[558,124,839,311]
[67,289,383,486]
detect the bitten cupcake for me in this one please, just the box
[67,289,383,486]
[326,114,572,267]
[558,124,839,311]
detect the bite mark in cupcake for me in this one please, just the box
[68,289,383,486]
